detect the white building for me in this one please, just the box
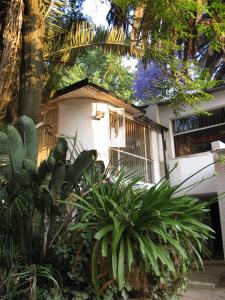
[39,78,167,185]
[39,79,225,259]
[146,85,225,259]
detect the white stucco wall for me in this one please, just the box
[213,151,225,259]
[57,98,164,184]
[58,100,110,165]
[145,90,225,195]
[153,90,225,160]
[168,153,216,195]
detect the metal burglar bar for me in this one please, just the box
[172,107,225,157]
[109,117,153,183]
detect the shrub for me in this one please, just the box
[69,173,213,299]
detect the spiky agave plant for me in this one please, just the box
[69,172,214,299]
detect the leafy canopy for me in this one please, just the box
[108,0,225,105]
[46,48,135,101]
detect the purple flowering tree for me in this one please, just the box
[133,61,170,104]
[133,60,216,107]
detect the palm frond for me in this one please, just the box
[44,21,146,64]
[41,0,68,33]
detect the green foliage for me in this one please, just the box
[69,172,213,299]
[45,48,135,102]
[1,265,61,300]
[112,0,225,56]
[110,0,225,93]
[0,116,214,299]
[0,115,104,299]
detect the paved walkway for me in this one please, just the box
[189,262,225,288]
[181,262,225,300]
[182,288,225,299]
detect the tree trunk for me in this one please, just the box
[19,0,44,123]
[0,0,24,121]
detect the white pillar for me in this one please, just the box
[213,151,225,259]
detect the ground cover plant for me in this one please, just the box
[0,116,214,299]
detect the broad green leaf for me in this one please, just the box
[102,236,108,257]
[7,125,25,174]
[112,224,126,255]
[15,115,38,161]
[156,246,176,274]
[166,235,187,259]
[65,150,97,186]
[23,158,38,182]
[69,223,95,231]
[57,138,68,160]
[0,132,12,179]
[141,237,160,276]
[52,163,65,194]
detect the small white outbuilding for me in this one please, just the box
[38,78,168,185]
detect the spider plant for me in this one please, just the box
[69,172,214,299]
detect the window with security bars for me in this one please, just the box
[173,108,225,134]
[38,108,58,163]
[109,117,153,183]
[173,107,225,157]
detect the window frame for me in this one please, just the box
[109,117,153,183]
[172,107,225,157]
[38,107,58,162]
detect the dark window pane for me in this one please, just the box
[174,124,225,156]
[121,118,146,157]
[173,108,225,134]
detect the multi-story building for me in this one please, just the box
[146,85,225,259]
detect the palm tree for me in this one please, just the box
[0,0,145,122]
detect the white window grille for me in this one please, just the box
[109,117,153,183]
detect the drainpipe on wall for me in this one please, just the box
[161,129,169,179]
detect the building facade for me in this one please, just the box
[39,79,167,186]
[39,79,225,259]
[146,86,225,259]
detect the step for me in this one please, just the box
[189,281,216,290]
